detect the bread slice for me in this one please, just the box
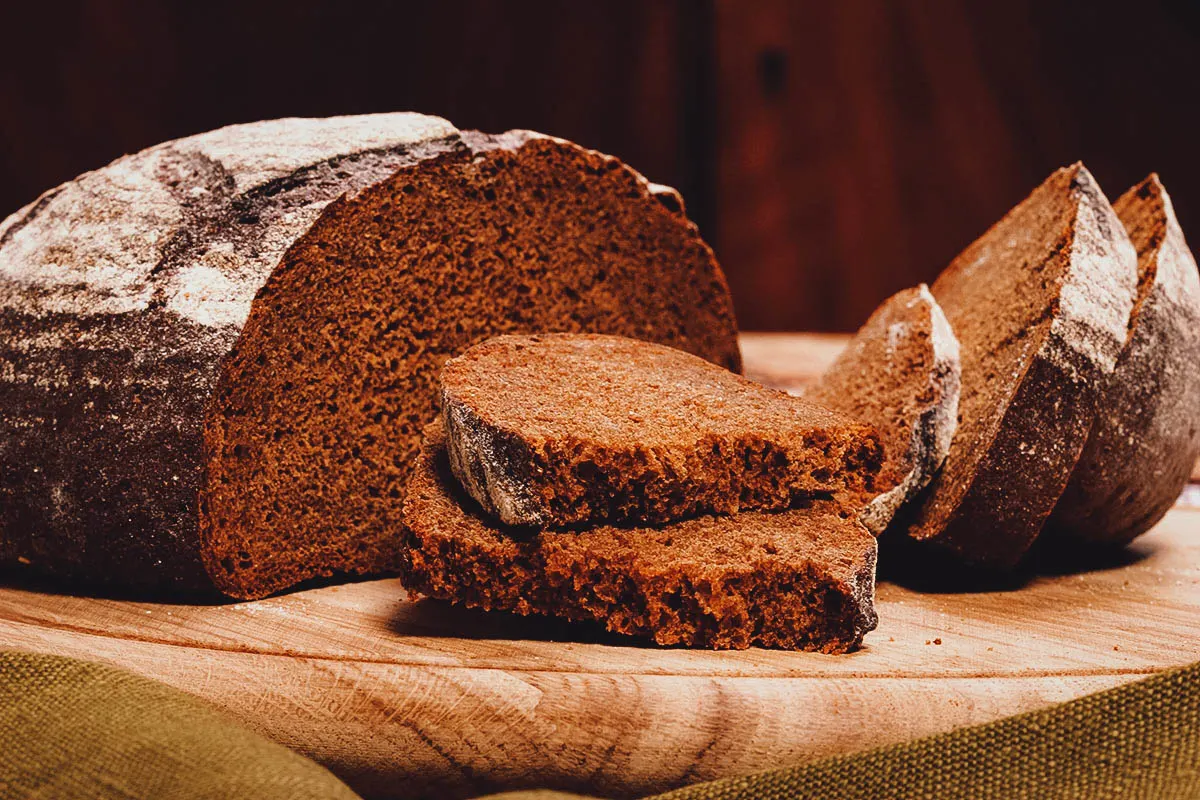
[902,164,1138,566]
[0,116,741,598]
[1048,175,1200,544]
[402,421,879,653]
[440,333,886,528]
[806,285,961,534]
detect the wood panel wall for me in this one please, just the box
[2,1,1198,331]
[714,0,1200,330]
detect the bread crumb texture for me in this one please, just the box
[901,164,1137,567]
[402,421,879,653]
[441,333,886,529]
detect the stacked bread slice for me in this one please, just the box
[403,334,885,652]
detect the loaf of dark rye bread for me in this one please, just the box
[902,164,1138,567]
[806,285,960,534]
[1048,175,1200,544]
[441,333,886,528]
[0,114,741,598]
[402,421,879,653]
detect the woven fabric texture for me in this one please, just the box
[645,659,1200,800]
[0,650,361,800]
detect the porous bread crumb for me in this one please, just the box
[402,421,879,653]
[441,333,887,528]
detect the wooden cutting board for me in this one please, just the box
[3,333,1199,800]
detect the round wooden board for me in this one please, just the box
[3,333,1199,800]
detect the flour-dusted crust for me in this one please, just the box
[1048,175,1200,544]
[402,421,879,653]
[0,113,458,593]
[439,333,886,529]
[902,164,1138,567]
[0,116,743,597]
[807,285,961,534]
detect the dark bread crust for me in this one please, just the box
[806,285,961,534]
[439,333,885,528]
[903,164,1138,567]
[0,114,458,594]
[401,422,879,653]
[0,116,742,597]
[1048,175,1200,544]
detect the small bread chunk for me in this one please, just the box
[401,422,879,653]
[903,164,1138,567]
[439,333,886,528]
[807,285,961,534]
[1048,175,1200,544]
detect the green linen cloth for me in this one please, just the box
[2,650,1197,799]
[0,651,358,799]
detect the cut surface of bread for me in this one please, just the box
[901,164,1138,567]
[401,422,879,653]
[806,285,961,534]
[440,333,886,529]
[0,116,741,598]
[1048,175,1200,544]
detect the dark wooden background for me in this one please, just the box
[3,0,1199,331]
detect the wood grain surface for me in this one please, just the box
[3,333,1199,800]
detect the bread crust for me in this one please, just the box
[1048,175,1200,544]
[0,114,457,593]
[807,285,961,534]
[904,165,1138,567]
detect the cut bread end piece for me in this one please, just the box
[806,285,961,534]
[439,333,887,530]
[1048,174,1200,544]
[401,421,879,653]
[901,163,1138,567]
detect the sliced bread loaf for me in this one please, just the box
[402,421,879,653]
[440,333,886,528]
[902,164,1138,566]
[1048,175,1200,544]
[0,116,742,598]
[806,285,961,533]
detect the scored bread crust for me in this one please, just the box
[402,421,879,653]
[0,113,458,594]
[0,116,742,597]
[806,285,961,534]
[1047,175,1200,544]
[903,164,1138,567]
[440,333,886,529]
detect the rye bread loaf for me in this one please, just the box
[1047,175,1200,544]
[402,421,879,653]
[440,333,886,528]
[902,164,1138,567]
[806,285,961,534]
[0,114,741,598]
